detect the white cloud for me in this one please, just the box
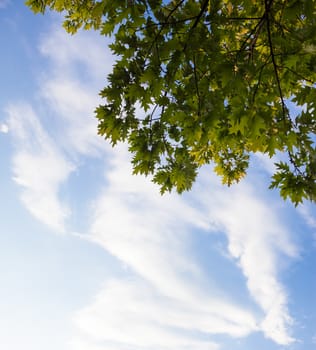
[65,145,263,349]
[298,203,316,229]
[6,103,74,232]
[85,150,297,344]
[5,24,113,231]
[0,122,9,133]
[297,203,316,244]
[39,26,113,83]
[253,153,277,175]
[40,76,105,157]
[6,19,300,350]
[67,144,298,348]
[37,26,113,158]
[195,171,298,344]
[72,278,220,350]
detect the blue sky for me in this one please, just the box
[0,2,315,350]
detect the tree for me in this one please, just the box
[26,0,316,205]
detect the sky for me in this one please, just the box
[0,2,315,350]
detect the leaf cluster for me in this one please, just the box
[26,0,316,205]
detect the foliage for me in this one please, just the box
[26,0,316,205]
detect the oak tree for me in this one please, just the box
[26,0,316,205]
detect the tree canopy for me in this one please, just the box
[26,0,316,205]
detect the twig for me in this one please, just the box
[193,53,201,116]
[252,54,272,103]
[283,66,316,85]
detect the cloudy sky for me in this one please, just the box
[0,2,315,350]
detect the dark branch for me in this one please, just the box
[183,0,209,52]
[264,0,303,176]
[264,0,286,114]
[146,0,186,58]
[252,55,272,103]
[283,66,316,85]
[193,54,201,116]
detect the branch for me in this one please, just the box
[183,0,209,52]
[146,0,186,58]
[189,0,209,31]
[193,54,201,116]
[130,15,200,32]
[264,0,286,114]
[252,54,272,103]
[149,103,159,124]
[264,0,303,176]
[225,16,264,21]
[283,66,316,85]
[238,15,266,56]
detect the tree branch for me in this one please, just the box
[146,0,186,58]
[264,0,303,176]
[252,54,272,103]
[183,0,209,52]
[193,53,201,116]
[264,0,286,114]
[283,66,316,85]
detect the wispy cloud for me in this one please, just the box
[67,145,297,348]
[72,278,221,350]
[5,25,112,231]
[38,26,113,158]
[39,26,113,83]
[196,170,298,344]
[6,103,74,232]
[6,21,300,350]
[40,76,105,157]
[298,203,316,230]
